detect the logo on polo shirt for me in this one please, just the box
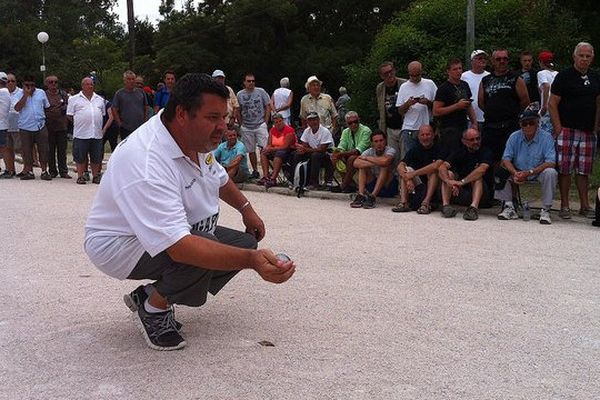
[184,178,196,189]
[205,153,214,165]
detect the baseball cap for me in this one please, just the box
[272,113,284,120]
[470,50,487,59]
[306,111,319,119]
[0,72,7,83]
[538,51,554,65]
[211,69,225,78]
[519,102,540,122]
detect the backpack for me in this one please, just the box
[292,160,309,198]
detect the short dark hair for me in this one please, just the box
[520,51,532,58]
[371,130,386,141]
[22,74,36,83]
[162,73,229,122]
[164,70,176,78]
[446,57,463,70]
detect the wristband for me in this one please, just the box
[238,201,251,213]
[461,179,465,184]
[529,169,534,175]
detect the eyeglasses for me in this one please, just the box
[47,80,57,84]
[380,69,394,77]
[7,80,16,82]
[464,136,481,142]
[494,57,509,61]
[409,73,422,78]
[347,120,359,125]
[245,80,255,83]
[520,120,537,127]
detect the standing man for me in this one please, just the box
[67,77,106,185]
[212,69,241,128]
[270,77,293,126]
[395,61,437,159]
[299,75,337,133]
[0,73,22,178]
[237,72,270,179]
[461,50,490,126]
[14,74,51,180]
[376,61,406,163]
[479,49,530,162]
[153,70,176,113]
[44,75,71,178]
[548,42,600,219]
[112,70,147,141]
[537,51,558,135]
[433,58,478,156]
[516,51,540,104]
[0,73,10,173]
[84,73,295,351]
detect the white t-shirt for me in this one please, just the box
[0,88,10,130]
[395,78,437,130]
[461,70,490,122]
[300,125,333,149]
[272,87,292,119]
[84,111,229,279]
[537,69,559,107]
[8,87,22,132]
[66,91,106,139]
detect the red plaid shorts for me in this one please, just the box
[556,127,596,175]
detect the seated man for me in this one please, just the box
[292,111,334,190]
[350,130,397,209]
[330,111,371,193]
[393,124,442,214]
[213,128,250,183]
[439,128,493,221]
[258,113,296,188]
[495,106,557,224]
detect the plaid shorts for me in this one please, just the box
[556,127,596,175]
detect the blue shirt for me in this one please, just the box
[502,128,556,175]
[154,87,170,110]
[17,89,50,131]
[213,140,249,175]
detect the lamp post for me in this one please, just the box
[37,31,49,80]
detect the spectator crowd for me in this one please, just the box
[1,42,599,227]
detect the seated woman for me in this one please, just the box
[258,113,297,188]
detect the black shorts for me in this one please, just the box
[73,138,103,164]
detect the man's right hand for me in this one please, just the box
[252,249,295,284]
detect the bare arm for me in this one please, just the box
[548,94,562,137]
[477,81,485,113]
[515,77,530,110]
[102,106,114,134]
[433,99,471,117]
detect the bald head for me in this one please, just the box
[407,61,422,83]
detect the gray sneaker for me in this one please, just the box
[441,205,457,218]
[463,206,479,221]
[498,206,518,220]
[559,207,572,219]
[362,194,376,209]
[133,305,186,351]
[539,209,552,225]
[124,285,183,331]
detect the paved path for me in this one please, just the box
[1,177,599,399]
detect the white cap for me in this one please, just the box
[211,69,225,78]
[0,72,7,83]
[470,49,487,59]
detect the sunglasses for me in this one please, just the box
[464,136,481,142]
[520,120,537,127]
[495,57,509,61]
[7,80,16,82]
[347,120,359,125]
[47,80,58,84]
[380,69,394,76]
[245,80,255,83]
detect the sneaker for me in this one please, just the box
[578,207,595,219]
[441,205,457,218]
[463,206,479,221]
[497,206,518,220]
[392,202,411,213]
[256,177,267,185]
[59,172,72,179]
[250,170,260,180]
[84,171,91,182]
[76,176,86,185]
[19,172,35,180]
[350,194,365,208]
[16,171,26,178]
[133,305,186,351]
[264,177,276,189]
[539,209,552,225]
[92,174,102,184]
[40,171,52,181]
[559,207,572,219]
[0,170,15,179]
[363,194,376,209]
[124,285,183,330]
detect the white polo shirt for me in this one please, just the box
[300,124,333,149]
[84,111,229,279]
[66,91,106,139]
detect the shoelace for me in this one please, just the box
[146,309,178,339]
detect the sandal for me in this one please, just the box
[76,176,86,185]
[391,202,411,213]
[417,203,431,214]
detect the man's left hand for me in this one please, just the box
[242,208,266,241]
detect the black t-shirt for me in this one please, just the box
[402,142,442,184]
[445,145,494,179]
[384,82,403,129]
[481,71,521,123]
[551,66,600,132]
[434,80,472,130]
[517,68,540,103]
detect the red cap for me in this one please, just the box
[538,51,554,64]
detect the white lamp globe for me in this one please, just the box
[37,32,49,44]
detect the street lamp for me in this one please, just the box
[37,31,49,80]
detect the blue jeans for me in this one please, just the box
[400,129,419,159]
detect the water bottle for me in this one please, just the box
[522,201,531,221]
